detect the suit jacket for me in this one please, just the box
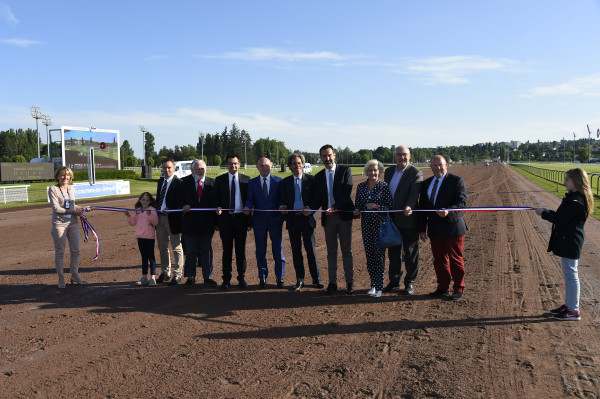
[279,173,317,229]
[177,175,217,236]
[156,175,183,234]
[311,164,354,225]
[214,172,252,229]
[384,164,423,229]
[418,173,468,239]
[245,174,284,227]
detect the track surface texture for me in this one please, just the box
[1,164,599,398]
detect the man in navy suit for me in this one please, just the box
[244,157,286,288]
[410,155,468,301]
[311,144,355,295]
[279,153,324,291]
[215,155,252,290]
[178,159,217,287]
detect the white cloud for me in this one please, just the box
[201,47,365,62]
[525,73,600,97]
[402,55,518,85]
[1,38,41,47]
[0,3,18,26]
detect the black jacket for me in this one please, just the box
[542,191,587,259]
[156,176,183,234]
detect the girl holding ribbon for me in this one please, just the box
[49,166,91,289]
[125,192,159,286]
[535,168,594,321]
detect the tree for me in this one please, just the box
[12,154,26,162]
[576,146,589,163]
[120,140,135,169]
[144,131,156,161]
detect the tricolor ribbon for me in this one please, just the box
[80,214,99,260]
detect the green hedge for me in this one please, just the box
[73,169,138,180]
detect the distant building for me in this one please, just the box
[508,141,521,149]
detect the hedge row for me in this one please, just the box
[73,169,138,181]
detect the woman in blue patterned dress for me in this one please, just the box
[354,160,393,297]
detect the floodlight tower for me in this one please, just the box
[42,114,52,158]
[199,131,205,162]
[139,125,147,166]
[30,106,42,158]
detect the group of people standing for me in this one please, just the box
[123,144,470,302]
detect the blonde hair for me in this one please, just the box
[363,159,384,175]
[566,168,594,219]
[54,166,74,182]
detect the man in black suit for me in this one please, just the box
[178,159,218,287]
[409,155,468,301]
[279,153,324,292]
[311,144,355,295]
[214,155,252,289]
[383,145,423,295]
[155,158,184,284]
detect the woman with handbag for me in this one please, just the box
[354,160,393,298]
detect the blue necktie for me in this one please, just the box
[328,171,335,207]
[294,178,302,210]
[262,177,268,197]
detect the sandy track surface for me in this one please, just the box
[1,164,599,398]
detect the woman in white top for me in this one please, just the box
[48,166,91,288]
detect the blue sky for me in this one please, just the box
[1,1,600,157]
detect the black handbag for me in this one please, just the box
[378,214,403,248]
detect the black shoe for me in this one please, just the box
[400,283,415,295]
[170,276,181,285]
[429,289,450,297]
[204,279,218,287]
[220,282,230,290]
[382,283,400,293]
[238,279,248,289]
[276,279,285,288]
[346,283,355,295]
[293,281,304,292]
[324,283,337,295]
[156,273,167,284]
[259,279,266,289]
[182,277,193,287]
[313,280,325,289]
[448,291,464,301]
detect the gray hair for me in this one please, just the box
[363,159,384,175]
[287,153,305,167]
[191,159,206,169]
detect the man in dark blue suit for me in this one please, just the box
[244,157,286,288]
[409,155,468,301]
[279,153,324,292]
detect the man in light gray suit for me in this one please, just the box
[383,145,423,295]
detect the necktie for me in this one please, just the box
[197,180,203,201]
[262,177,268,197]
[230,175,236,211]
[157,180,168,209]
[294,177,302,210]
[328,171,335,207]
[429,178,438,203]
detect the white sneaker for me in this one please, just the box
[136,277,149,286]
[374,290,382,298]
[367,287,376,296]
[148,278,157,286]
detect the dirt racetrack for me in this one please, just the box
[1,163,600,398]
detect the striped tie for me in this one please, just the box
[429,178,438,204]
[157,180,168,209]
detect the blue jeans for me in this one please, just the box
[561,257,580,312]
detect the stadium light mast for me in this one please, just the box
[139,125,147,166]
[42,114,52,158]
[199,131,205,162]
[30,106,42,158]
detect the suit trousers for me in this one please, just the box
[156,214,184,277]
[323,213,354,284]
[430,234,465,293]
[288,220,320,283]
[387,227,420,286]
[183,233,214,280]
[219,214,248,283]
[253,220,286,281]
[50,220,80,275]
